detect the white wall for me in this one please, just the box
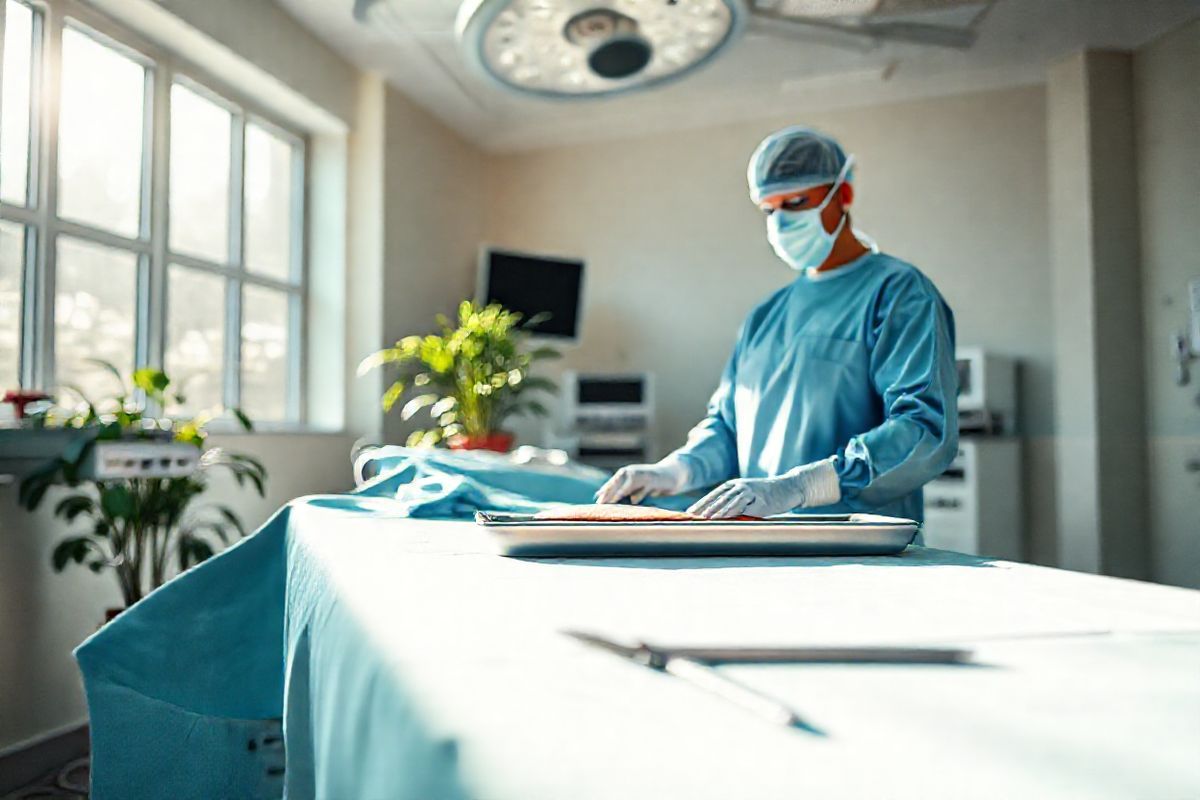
[346,73,388,440]
[484,85,1059,562]
[1046,51,1150,580]
[1134,19,1200,589]
[379,88,490,444]
[142,0,359,126]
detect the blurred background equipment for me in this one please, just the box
[954,346,1017,435]
[81,439,200,480]
[1172,276,1200,386]
[551,371,656,469]
[922,438,1022,560]
[922,347,1022,559]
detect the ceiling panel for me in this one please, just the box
[276,0,1200,151]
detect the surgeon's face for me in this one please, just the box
[759,182,854,234]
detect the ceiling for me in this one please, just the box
[276,0,1200,152]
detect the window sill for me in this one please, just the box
[202,422,350,438]
[0,427,95,480]
[0,424,352,481]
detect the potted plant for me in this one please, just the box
[358,301,560,452]
[18,361,267,616]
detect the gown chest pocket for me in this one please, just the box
[787,335,873,412]
[786,336,870,396]
[796,335,866,366]
[739,334,869,391]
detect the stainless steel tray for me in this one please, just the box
[475,512,919,558]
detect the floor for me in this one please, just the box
[0,758,89,799]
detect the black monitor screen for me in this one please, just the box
[956,359,971,395]
[578,379,644,404]
[483,250,583,339]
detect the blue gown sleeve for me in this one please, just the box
[836,272,958,507]
[667,328,743,491]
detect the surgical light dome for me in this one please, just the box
[455,0,746,98]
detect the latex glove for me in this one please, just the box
[595,458,692,505]
[688,457,841,519]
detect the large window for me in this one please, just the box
[0,0,306,423]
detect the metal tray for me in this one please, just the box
[475,512,919,558]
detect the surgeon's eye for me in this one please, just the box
[759,204,776,216]
[781,197,809,211]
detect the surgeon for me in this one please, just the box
[596,126,958,521]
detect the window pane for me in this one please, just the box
[57,25,146,237]
[165,265,225,414]
[244,123,295,281]
[0,221,24,386]
[55,237,137,405]
[241,284,291,422]
[169,83,231,262]
[1,0,35,205]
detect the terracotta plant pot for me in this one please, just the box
[97,607,125,631]
[446,432,515,453]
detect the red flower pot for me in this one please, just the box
[2,390,52,419]
[446,432,515,453]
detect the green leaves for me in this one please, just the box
[175,421,205,448]
[177,534,215,571]
[359,300,561,444]
[400,393,439,421]
[529,346,562,361]
[429,396,457,418]
[524,311,552,330]
[18,461,59,511]
[61,384,98,424]
[232,408,254,432]
[100,485,135,520]
[202,449,267,498]
[133,368,170,397]
[406,429,442,448]
[215,505,247,539]
[519,376,557,394]
[52,537,101,572]
[357,345,415,377]
[523,400,550,418]
[13,359,269,602]
[381,381,406,413]
[420,336,455,373]
[54,495,95,522]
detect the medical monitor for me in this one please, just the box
[477,247,584,341]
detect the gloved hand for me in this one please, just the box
[595,457,692,505]
[687,457,841,519]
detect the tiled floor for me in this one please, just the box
[0,758,89,799]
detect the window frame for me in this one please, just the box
[0,0,309,427]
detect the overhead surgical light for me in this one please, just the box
[454,0,747,99]
[354,0,986,101]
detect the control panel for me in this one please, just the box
[83,441,200,480]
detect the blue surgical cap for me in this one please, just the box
[747,126,854,204]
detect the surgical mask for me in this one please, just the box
[766,156,854,272]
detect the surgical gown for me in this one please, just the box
[671,252,958,522]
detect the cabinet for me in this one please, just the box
[922,438,1023,560]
